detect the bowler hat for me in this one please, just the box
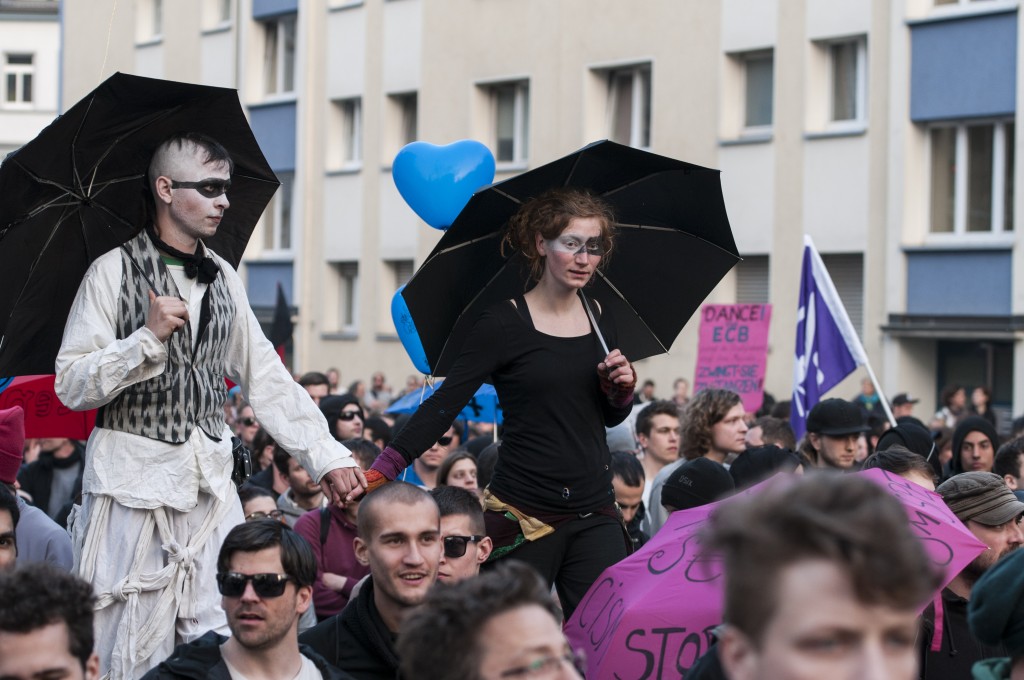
[806,399,869,436]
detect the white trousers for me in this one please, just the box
[71,490,243,680]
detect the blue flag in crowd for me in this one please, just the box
[791,235,868,439]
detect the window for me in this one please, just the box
[484,81,529,164]
[394,93,417,147]
[135,0,162,42]
[263,16,296,97]
[736,255,770,304]
[929,121,1015,234]
[263,171,294,251]
[333,262,359,332]
[607,65,651,149]
[829,39,866,123]
[3,54,33,107]
[820,253,864,337]
[387,259,415,290]
[340,98,362,165]
[743,51,774,129]
[202,0,231,28]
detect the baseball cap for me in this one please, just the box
[937,471,1024,526]
[661,458,734,512]
[892,393,920,407]
[805,399,869,436]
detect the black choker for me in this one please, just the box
[146,225,220,284]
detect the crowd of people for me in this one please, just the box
[4,131,1024,680]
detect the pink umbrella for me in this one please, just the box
[565,470,986,679]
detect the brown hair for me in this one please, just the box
[703,474,941,646]
[680,389,743,460]
[502,188,616,283]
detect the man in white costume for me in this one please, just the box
[55,133,366,679]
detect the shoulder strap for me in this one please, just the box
[319,506,330,546]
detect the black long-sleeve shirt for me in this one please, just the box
[391,297,631,514]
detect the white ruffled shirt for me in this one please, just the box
[55,247,355,512]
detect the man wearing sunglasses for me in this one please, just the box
[430,486,493,583]
[397,425,458,489]
[320,395,365,443]
[55,132,365,678]
[301,482,441,678]
[144,520,352,679]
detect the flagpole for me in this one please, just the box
[862,363,897,428]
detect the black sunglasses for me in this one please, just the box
[238,417,257,427]
[217,572,294,598]
[171,178,232,198]
[443,534,484,559]
[437,435,453,447]
[338,411,363,421]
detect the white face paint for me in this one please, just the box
[545,233,605,257]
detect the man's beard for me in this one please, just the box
[962,542,1020,584]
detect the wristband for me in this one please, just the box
[369,445,407,481]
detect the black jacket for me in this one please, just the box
[17,442,85,525]
[299,578,402,680]
[919,588,1006,680]
[141,631,354,680]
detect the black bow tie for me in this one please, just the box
[146,225,220,284]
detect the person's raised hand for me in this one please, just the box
[145,290,189,342]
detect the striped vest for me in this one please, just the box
[97,230,235,443]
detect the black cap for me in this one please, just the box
[661,458,734,512]
[892,393,920,407]
[806,399,869,436]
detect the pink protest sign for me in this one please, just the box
[693,304,771,412]
[565,471,985,679]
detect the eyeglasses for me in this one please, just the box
[238,417,257,427]
[170,178,232,198]
[216,572,294,598]
[443,534,484,559]
[547,234,605,257]
[436,435,454,447]
[338,411,363,421]
[499,650,586,678]
[244,509,284,522]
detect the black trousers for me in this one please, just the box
[487,511,628,621]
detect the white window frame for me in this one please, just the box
[335,262,359,333]
[927,120,1015,236]
[827,37,867,128]
[3,54,34,109]
[742,50,774,133]
[395,92,417,148]
[135,0,163,43]
[340,97,363,166]
[202,0,232,29]
[606,64,651,150]
[263,171,294,253]
[489,80,530,166]
[263,16,297,98]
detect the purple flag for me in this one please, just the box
[791,236,868,439]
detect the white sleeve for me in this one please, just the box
[54,251,168,411]
[219,264,356,482]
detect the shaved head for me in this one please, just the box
[148,132,233,194]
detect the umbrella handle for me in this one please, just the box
[579,291,610,357]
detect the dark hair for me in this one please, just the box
[342,438,380,471]
[437,450,477,487]
[319,394,365,443]
[610,450,645,487]
[364,416,392,444]
[636,400,681,438]
[0,564,96,668]
[250,427,275,471]
[703,474,942,645]
[476,443,499,489]
[357,482,437,540]
[681,389,743,460]
[941,383,964,408]
[298,371,330,388]
[397,561,559,680]
[430,485,485,535]
[0,483,19,537]
[502,188,616,284]
[237,482,275,506]
[994,436,1024,481]
[753,416,796,450]
[272,443,293,477]
[769,399,791,420]
[1012,416,1024,438]
[148,132,234,190]
[217,519,317,588]
[862,445,936,483]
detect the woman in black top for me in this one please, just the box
[362,188,636,618]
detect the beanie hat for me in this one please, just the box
[877,420,940,478]
[0,406,25,485]
[728,445,802,490]
[969,548,1024,654]
[661,457,734,512]
[950,416,1000,475]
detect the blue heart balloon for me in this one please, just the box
[392,140,496,230]
[391,285,431,375]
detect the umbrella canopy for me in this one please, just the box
[0,72,279,376]
[564,469,986,679]
[386,381,502,424]
[0,375,95,439]
[401,140,740,376]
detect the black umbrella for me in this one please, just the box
[401,140,740,376]
[0,72,278,376]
